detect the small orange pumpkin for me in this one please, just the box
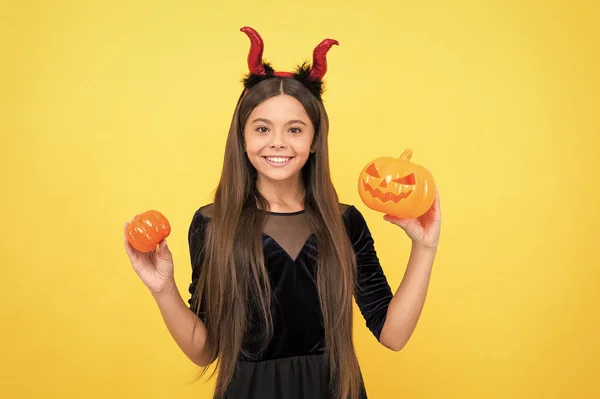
[358,149,436,219]
[126,210,171,252]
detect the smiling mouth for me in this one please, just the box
[362,181,412,203]
[263,156,293,164]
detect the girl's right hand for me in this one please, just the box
[123,222,175,293]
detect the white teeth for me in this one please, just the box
[266,157,290,163]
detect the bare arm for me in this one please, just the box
[378,189,441,351]
[151,277,211,367]
[124,211,213,367]
[378,243,436,351]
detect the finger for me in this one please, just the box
[384,214,410,229]
[157,239,173,261]
[432,189,441,220]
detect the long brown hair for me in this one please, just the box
[192,77,362,399]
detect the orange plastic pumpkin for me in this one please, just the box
[126,210,171,252]
[358,149,436,219]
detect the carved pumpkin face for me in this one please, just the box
[126,210,171,252]
[358,149,436,218]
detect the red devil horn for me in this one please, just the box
[309,38,339,81]
[240,26,266,76]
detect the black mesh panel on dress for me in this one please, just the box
[262,211,313,261]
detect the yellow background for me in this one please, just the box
[1,0,599,398]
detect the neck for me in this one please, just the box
[256,174,305,213]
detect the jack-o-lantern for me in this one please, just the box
[126,210,171,252]
[358,149,436,219]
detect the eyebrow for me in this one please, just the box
[251,118,307,126]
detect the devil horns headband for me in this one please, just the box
[240,26,339,100]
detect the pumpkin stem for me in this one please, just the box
[400,149,413,161]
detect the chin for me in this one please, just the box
[257,168,301,182]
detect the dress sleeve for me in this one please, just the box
[344,205,394,341]
[187,208,210,321]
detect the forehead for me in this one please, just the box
[248,95,310,122]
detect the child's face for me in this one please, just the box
[243,94,315,185]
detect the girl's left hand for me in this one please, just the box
[383,189,441,249]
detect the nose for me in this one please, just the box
[379,180,388,188]
[269,142,287,149]
[269,131,287,149]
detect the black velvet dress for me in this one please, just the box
[187,203,394,399]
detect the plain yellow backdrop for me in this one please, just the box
[1,0,599,398]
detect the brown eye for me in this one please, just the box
[393,173,416,185]
[365,163,380,178]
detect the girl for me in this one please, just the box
[124,26,441,399]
